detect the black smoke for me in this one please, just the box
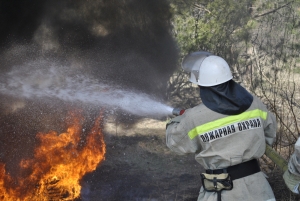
[0,0,178,183]
[0,0,178,97]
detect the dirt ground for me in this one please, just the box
[0,97,299,201]
[78,117,300,201]
[78,117,202,201]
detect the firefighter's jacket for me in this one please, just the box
[166,95,276,201]
[283,137,300,194]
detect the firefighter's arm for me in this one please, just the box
[263,111,277,146]
[165,114,201,155]
[283,138,300,194]
[166,115,184,129]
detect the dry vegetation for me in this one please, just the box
[81,117,202,201]
[82,110,300,201]
[165,1,300,200]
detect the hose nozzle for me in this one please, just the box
[172,108,185,116]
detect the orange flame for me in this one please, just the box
[0,110,106,201]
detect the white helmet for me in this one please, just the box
[182,51,233,86]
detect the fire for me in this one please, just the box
[0,110,106,200]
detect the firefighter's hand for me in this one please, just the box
[166,115,184,129]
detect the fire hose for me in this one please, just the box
[265,144,288,172]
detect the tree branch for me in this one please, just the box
[253,1,294,18]
[193,3,211,14]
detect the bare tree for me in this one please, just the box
[169,0,300,199]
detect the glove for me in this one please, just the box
[166,115,184,129]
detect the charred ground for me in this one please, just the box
[78,116,300,201]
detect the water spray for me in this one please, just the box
[0,63,177,118]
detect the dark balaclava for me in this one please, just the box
[199,80,253,115]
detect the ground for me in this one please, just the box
[79,117,202,201]
[78,117,300,201]
[1,97,299,201]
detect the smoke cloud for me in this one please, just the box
[0,0,178,177]
[0,0,178,97]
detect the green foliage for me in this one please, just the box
[293,67,300,74]
[168,4,300,192]
[170,0,254,63]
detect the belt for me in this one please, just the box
[205,159,261,180]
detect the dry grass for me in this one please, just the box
[99,115,300,201]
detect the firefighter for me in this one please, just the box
[166,52,277,201]
[283,137,300,194]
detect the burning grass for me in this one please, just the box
[0,110,106,201]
